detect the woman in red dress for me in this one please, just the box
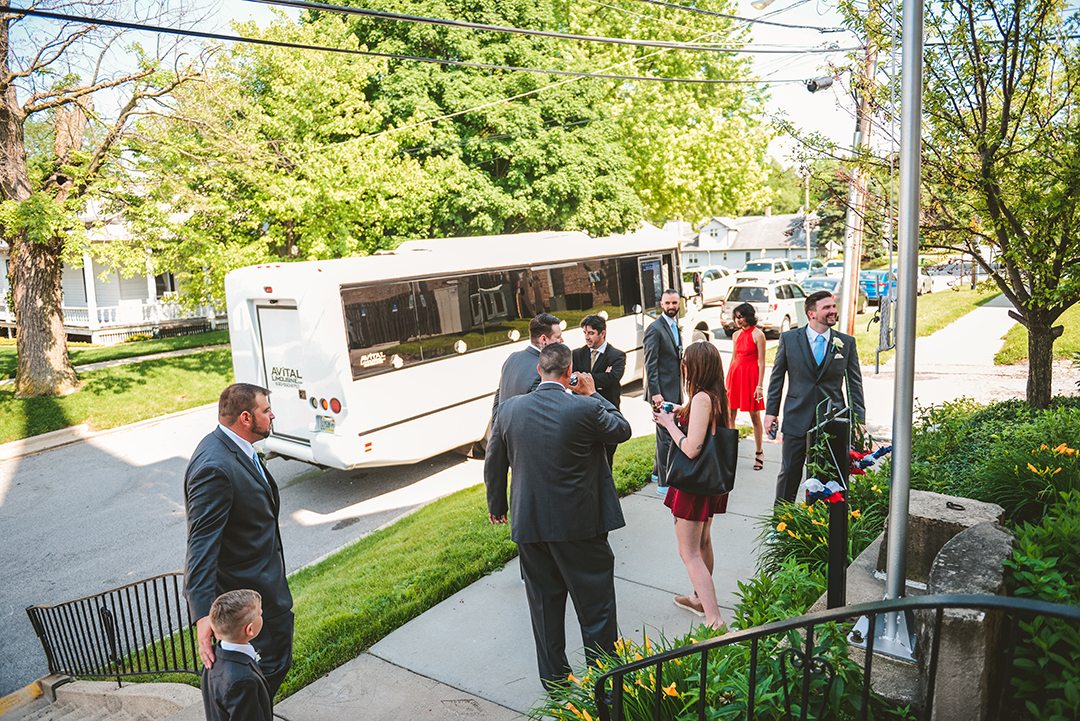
[726,303,767,470]
[652,341,730,631]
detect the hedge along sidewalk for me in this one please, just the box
[0,347,233,445]
[0,329,230,381]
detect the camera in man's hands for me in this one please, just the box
[767,420,779,440]
[569,373,579,387]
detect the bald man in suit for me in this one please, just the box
[485,343,631,691]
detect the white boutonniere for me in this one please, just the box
[830,336,844,352]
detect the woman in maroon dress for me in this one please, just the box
[726,303,767,470]
[652,341,731,631]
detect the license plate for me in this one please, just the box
[317,416,335,433]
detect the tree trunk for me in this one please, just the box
[1026,319,1060,409]
[2,12,79,397]
[11,237,79,396]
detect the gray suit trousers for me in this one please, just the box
[776,433,808,504]
[517,535,618,690]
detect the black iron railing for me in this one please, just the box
[593,593,1080,721]
[25,571,199,685]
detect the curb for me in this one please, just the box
[0,403,217,464]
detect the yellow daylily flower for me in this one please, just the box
[851,509,862,519]
[662,683,679,697]
[568,673,582,686]
[777,522,787,532]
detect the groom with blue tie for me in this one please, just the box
[764,291,865,503]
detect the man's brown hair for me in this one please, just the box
[218,383,271,425]
[209,589,261,641]
[804,290,833,316]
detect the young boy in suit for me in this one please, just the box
[201,589,273,721]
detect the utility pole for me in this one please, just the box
[803,169,811,261]
[838,39,877,336]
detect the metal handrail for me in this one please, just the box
[593,593,1080,721]
[25,571,199,685]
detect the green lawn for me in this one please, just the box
[0,348,233,444]
[765,287,999,366]
[0,330,230,380]
[995,302,1080,365]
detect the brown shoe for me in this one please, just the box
[674,595,706,617]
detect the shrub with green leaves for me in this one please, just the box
[1003,492,1080,720]
[533,559,913,721]
[754,470,890,577]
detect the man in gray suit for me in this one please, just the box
[764,291,865,503]
[643,289,683,493]
[184,384,293,696]
[490,313,563,429]
[485,343,632,691]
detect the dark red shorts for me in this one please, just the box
[664,487,729,522]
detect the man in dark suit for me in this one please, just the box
[485,343,632,691]
[643,289,683,494]
[764,290,865,503]
[572,314,626,469]
[490,313,563,431]
[184,384,293,696]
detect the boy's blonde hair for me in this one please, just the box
[209,589,261,642]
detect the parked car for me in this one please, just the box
[890,266,934,295]
[859,270,898,303]
[800,275,868,314]
[734,258,795,282]
[790,258,827,282]
[825,258,846,273]
[682,266,736,307]
[718,280,809,338]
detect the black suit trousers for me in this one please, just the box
[250,608,294,697]
[653,426,674,486]
[776,433,808,504]
[518,535,618,690]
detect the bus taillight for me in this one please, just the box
[320,399,328,410]
[330,398,342,414]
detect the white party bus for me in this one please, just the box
[224,225,712,469]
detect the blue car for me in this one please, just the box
[859,270,897,303]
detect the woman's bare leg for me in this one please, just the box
[674,518,723,628]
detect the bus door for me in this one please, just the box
[638,256,664,315]
[256,304,311,446]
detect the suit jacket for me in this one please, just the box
[201,645,273,721]
[643,315,682,403]
[183,428,292,621]
[485,383,632,544]
[490,345,542,429]
[572,344,626,410]
[765,327,865,437]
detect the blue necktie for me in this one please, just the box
[670,320,681,354]
[252,451,268,484]
[813,334,826,365]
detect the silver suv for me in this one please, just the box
[719,281,809,338]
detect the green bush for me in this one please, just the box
[533,560,913,721]
[612,436,657,496]
[754,470,890,577]
[970,413,1080,524]
[1003,492,1080,720]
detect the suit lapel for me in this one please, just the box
[795,330,816,374]
[215,429,279,513]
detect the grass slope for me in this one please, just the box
[0,348,234,444]
[0,331,230,380]
[995,302,1080,365]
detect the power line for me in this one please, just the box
[238,0,858,53]
[622,0,851,33]
[7,6,824,83]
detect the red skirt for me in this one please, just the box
[664,486,729,522]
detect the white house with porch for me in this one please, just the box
[0,211,225,344]
[671,212,821,273]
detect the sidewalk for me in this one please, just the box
[273,436,780,721]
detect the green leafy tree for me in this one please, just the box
[0,0,205,397]
[746,159,803,216]
[558,0,772,221]
[844,0,1080,407]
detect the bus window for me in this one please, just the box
[342,282,422,379]
[544,259,626,325]
[414,275,489,359]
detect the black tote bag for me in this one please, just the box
[665,422,739,496]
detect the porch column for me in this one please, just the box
[82,253,99,331]
[146,271,159,322]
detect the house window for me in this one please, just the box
[745,252,751,262]
[155,273,176,297]
[686,254,698,264]
[710,228,719,238]
[723,253,727,261]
